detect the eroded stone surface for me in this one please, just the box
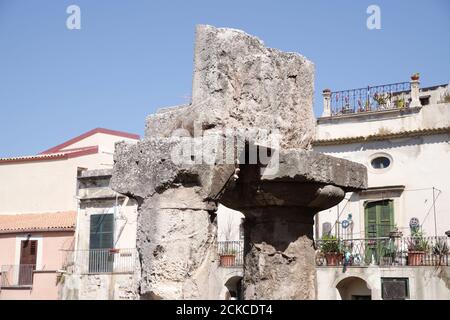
[145,25,316,150]
[111,24,367,300]
[243,209,317,300]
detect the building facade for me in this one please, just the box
[61,169,139,300]
[0,128,139,299]
[313,76,450,299]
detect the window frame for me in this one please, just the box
[381,277,409,300]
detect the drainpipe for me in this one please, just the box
[114,194,130,247]
[73,196,82,253]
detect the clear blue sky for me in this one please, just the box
[0,0,449,157]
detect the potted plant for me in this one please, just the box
[432,238,449,266]
[380,241,396,266]
[407,231,429,266]
[411,72,420,81]
[394,97,406,109]
[220,248,237,267]
[373,92,388,108]
[320,235,342,266]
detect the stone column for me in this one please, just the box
[410,74,420,107]
[137,189,218,300]
[242,207,317,300]
[322,89,332,117]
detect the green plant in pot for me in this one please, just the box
[381,241,396,266]
[407,230,429,266]
[432,238,449,266]
[320,235,342,266]
[395,97,406,109]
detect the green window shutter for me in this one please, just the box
[365,202,377,239]
[89,214,114,249]
[365,200,395,239]
[377,200,394,237]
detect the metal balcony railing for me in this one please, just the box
[330,82,411,116]
[315,236,449,267]
[0,264,35,288]
[218,240,244,267]
[63,248,137,274]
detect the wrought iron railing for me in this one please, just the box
[330,82,411,116]
[0,264,35,287]
[315,236,449,267]
[218,240,244,267]
[63,248,137,274]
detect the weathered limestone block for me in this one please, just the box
[111,24,368,300]
[111,137,236,299]
[137,192,216,299]
[111,137,235,201]
[145,25,316,150]
[221,151,367,300]
[242,208,317,300]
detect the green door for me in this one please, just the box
[364,200,394,264]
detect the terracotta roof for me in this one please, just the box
[0,146,98,164]
[0,211,76,234]
[313,126,450,146]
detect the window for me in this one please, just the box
[365,200,394,238]
[89,214,114,273]
[89,214,114,249]
[19,240,38,286]
[419,96,430,106]
[381,278,409,300]
[371,156,391,169]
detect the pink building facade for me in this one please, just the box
[0,213,75,299]
[0,128,139,300]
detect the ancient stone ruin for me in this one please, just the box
[111,25,367,300]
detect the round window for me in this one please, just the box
[371,156,391,169]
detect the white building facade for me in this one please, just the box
[313,76,450,300]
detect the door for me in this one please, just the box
[364,200,394,264]
[19,240,37,285]
[89,214,114,273]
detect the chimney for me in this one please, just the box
[322,89,331,117]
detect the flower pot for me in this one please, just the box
[220,254,236,267]
[408,251,425,266]
[325,252,342,266]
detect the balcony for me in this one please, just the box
[315,236,449,267]
[218,240,244,268]
[63,248,137,274]
[324,81,413,117]
[0,264,35,288]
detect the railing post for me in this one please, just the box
[322,89,331,117]
[410,73,421,107]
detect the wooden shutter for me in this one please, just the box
[89,214,114,249]
[365,202,378,238]
[20,240,38,265]
[378,200,394,237]
[365,200,394,238]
